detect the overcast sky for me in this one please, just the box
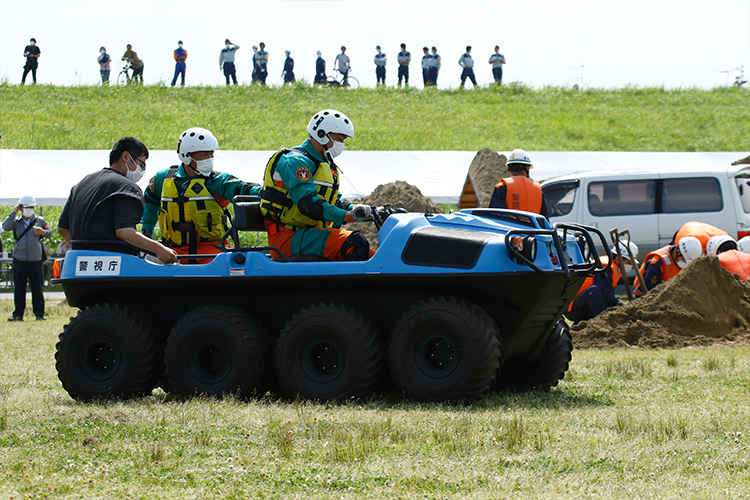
[0,0,749,89]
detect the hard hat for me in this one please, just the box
[177,127,219,165]
[18,195,36,207]
[706,234,737,256]
[678,236,703,265]
[506,148,533,168]
[612,241,639,261]
[307,109,354,145]
[739,236,750,254]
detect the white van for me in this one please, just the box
[540,164,750,256]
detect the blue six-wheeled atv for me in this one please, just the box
[53,198,608,402]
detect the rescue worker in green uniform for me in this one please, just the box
[260,109,374,261]
[141,127,261,262]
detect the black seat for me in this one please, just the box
[233,200,266,231]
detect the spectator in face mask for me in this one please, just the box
[22,38,41,85]
[3,196,52,321]
[97,46,111,85]
[172,41,188,87]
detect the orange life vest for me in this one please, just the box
[634,245,681,293]
[568,256,621,312]
[674,221,728,252]
[718,250,750,280]
[496,176,543,214]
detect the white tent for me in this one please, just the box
[0,149,747,206]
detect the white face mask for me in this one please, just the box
[178,44,183,49]
[327,140,345,159]
[100,49,106,54]
[125,156,145,183]
[676,259,688,269]
[226,44,232,49]
[193,157,214,176]
[22,208,34,218]
[29,41,35,47]
[623,264,633,273]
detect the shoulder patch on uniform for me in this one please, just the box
[296,167,311,181]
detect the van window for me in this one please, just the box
[588,180,655,216]
[662,177,722,213]
[543,181,578,217]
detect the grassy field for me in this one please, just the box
[3,84,750,499]
[1,83,750,152]
[1,300,749,499]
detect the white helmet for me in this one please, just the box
[739,236,750,254]
[307,109,354,145]
[678,236,703,265]
[18,195,36,207]
[506,148,533,168]
[612,241,639,261]
[706,234,737,256]
[177,127,219,165]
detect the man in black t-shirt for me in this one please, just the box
[58,137,179,264]
[22,38,41,85]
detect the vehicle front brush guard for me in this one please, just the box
[505,223,610,278]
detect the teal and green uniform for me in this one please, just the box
[142,164,260,250]
[261,139,353,257]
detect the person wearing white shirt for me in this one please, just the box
[334,46,351,85]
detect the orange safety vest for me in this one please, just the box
[568,256,621,312]
[634,245,682,293]
[674,221,728,252]
[718,250,750,280]
[496,176,543,214]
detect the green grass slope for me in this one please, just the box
[2,83,750,151]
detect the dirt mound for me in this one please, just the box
[460,148,509,208]
[732,154,750,166]
[347,181,443,250]
[573,256,750,349]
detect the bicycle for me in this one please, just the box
[327,68,359,89]
[116,62,132,86]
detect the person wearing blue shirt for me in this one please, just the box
[421,47,430,86]
[397,43,410,87]
[489,46,506,85]
[219,39,240,85]
[458,46,477,88]
[428,46,441,86]
[171,41,188,87]
[315,50,326,85]
[374,45,387,85]
[254,42,269,85]
[283,50,295,84]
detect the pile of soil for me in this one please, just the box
[732,154,750,166]
[573,257,750,349]
[347,181,443,250]
[463,148,509,208]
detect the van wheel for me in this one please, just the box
[388,297,501,402]
[497,320,572,392]
[275,303,384,400]
[165,305,272,398]
[55,303,161,401]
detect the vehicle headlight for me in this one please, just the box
[510,235,537,262]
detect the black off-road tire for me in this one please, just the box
[388,297,502,402]
[275,303,385,400]
[497,320,573,392]
[55,303,161,401]
[164,305,272,398]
